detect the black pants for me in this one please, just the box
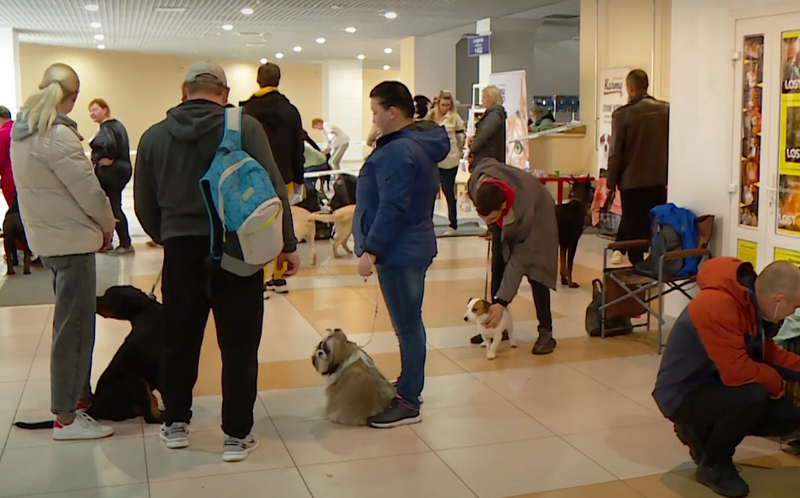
[439,168,458,230]
[160,237,264,439]
[616,185,667,264]
[96,162,132,248]
[671,383,800,464]
[490,224,552,332]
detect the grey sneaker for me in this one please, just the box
[108,245,135,256]
[159,422,189,449]
[222,433,259,462]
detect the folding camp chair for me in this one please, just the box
[599,214,715,354]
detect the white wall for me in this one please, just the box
[413,34,459,99]
[532,40,580,96]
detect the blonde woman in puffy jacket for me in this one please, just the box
[428,90,465,236]
[10,63,116,440]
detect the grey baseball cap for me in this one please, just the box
[184,61,227,87]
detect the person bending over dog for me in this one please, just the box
[468,157,558,355]
[653,258,800,498]
[354,81,450,428]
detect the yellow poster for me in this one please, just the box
[774,247,800,265]
[737,240,758,267]
[778,31,800,235]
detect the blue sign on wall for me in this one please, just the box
[467,35,490,57]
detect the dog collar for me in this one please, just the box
[324,349,372,386]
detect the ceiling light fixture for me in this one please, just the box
[222,24,234,31]
[316,37,326,44]
[383,65,391,70]
[84,4,99,11]
[241,7,254,15]
[93,34,105,40]
[345,27,357,33]
[90,22,102,28]
[275,52,284,59]
[97,44,106,50]
[357,54,365,60]
[293,46,302,52]
[384,47,392,54]
[260,58,268,64]
[384,11,397,19]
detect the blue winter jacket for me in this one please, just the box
[353,122,450,267]
[650,203,698,277]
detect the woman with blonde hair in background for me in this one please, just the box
[428,90,465,236]
[10,63,116,440]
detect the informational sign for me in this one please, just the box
[740,35,764,228]
[778,31,800,235]
[489,70,529,169]
[467,35,490,57]
[597,67,629,176]
[774,247,800,265]
[737,239,758,267]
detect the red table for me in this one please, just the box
[538,176,595,204]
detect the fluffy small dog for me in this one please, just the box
[464,298,516,359]
[292,205,355,266]
[311,328,395,426]
[3,196,32,276]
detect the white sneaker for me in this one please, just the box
[610,250,623,265]
[443,228,458,237]
[52,413,114,441]
[222,433,259,462]
[159,422,189,449]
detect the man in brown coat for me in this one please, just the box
[468,157,559,354]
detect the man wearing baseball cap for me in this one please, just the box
[134,61,299,462]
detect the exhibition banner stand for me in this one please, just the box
[597,67,629,176]
[778,31,800,236]
[488,70,529,169]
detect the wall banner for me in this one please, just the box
[740,35,764,228]
[737,239,758,268]
[597,67,629,176]
[778,31,800,235]
[489,70,529,169]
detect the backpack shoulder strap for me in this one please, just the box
[220,106,243,152]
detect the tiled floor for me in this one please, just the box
[0,194,798,497]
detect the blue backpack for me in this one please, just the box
[200,107,284,276]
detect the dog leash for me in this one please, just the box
[357,260,379,350]
[484,237,492,301]
[148,269,162,300]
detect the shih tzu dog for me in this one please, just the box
[311,328,395,426]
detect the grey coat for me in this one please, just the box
[468,158,558,303]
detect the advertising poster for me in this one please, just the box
[740,35,764,228]
[774,247,800,265]
[778,31,800,235]
[489,70,529,169]
[737,240,758,268]
[597,67,629,176]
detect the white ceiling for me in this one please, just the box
[0,0,574,69]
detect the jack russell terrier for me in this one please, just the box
[464,297,516,359]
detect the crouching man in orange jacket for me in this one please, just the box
[653,257,800,498]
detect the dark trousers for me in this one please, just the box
[490,224,552,333]
[616,185,667,264]
[438,168,458,230]
[160,237,264,439]
[96,162,133,248]
[671,383,800,464]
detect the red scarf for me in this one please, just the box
[481,179,515,228]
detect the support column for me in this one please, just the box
[401,36,416,95]
[0,28,21,115]
[322,60,363,164]
[476,18,492,86]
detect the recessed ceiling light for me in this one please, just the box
[384,47,392,54]
[345,27,357,33]
[90,22,102,28]
[84,4,99,11]
[357,54,365,60]
[222,24,234,31]
[260,58,268,64]
[241,7,254,15]
[275,52,284,59]
[293,46,302,52]
[383,65,391,70]
[97,44,106,50]
[316,37,326,44]
[384,11,397,19]
[93,34,105,40]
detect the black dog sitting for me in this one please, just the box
[3,196,32,276]
[15,285,163,429]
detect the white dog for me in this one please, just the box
[464,297,516,360]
